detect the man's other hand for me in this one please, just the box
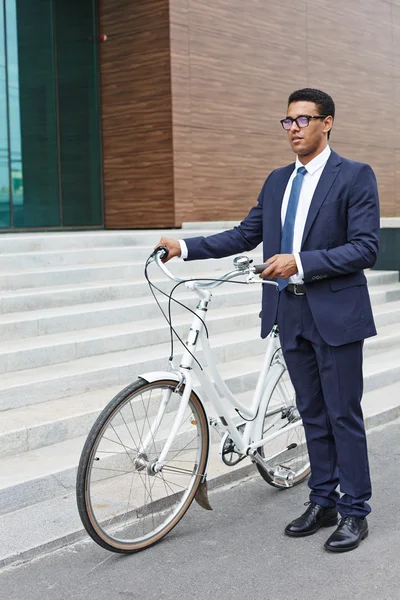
[154,238,182,262]
[260,254,298,279]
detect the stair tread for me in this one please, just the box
[2,271,400,298]
[0,262,259,297]
[1,374,400,489]
[0,307,399,354]
[0,313,398,390]
[0,303,261,353]
[0,326,262,388]
[363,346,400,372]
[0,340,398,436]
[0,290,399,331]
[0,279,257,316]
[375,321,400,336]
[0,243,217,259]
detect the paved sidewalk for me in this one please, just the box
[1,418,399,600]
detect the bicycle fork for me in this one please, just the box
[148,371,193,472]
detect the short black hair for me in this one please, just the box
[288,88,335,139]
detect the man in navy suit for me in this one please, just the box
[157,88,380,553]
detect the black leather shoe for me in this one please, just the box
[285,502,338,537]
[324,516,368,552]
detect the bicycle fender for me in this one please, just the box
[139,371,182,385]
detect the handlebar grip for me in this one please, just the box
[154,245,169,260]
[253,263,270,274]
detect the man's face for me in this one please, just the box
[285,101,331,157]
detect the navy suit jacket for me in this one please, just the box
[184,150,380,346]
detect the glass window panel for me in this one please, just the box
[7,0,60,228]
[0,0,11,228]
[55,0,103,227]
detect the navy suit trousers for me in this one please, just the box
[277,289,372,517]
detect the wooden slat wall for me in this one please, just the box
[100,0,174,228]
[170,0,400,223]
[100,0,400,228]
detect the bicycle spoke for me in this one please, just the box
[79,381,206,550]
[161,465,198,476]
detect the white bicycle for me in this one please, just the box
[76,247,310,553]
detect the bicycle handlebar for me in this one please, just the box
[253,263,270,274]
[151,247,278,289]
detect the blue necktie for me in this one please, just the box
[278,166,307,291]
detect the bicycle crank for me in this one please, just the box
[219,429,246,466]
[248,449,296,488]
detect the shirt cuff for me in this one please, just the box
[178,239,188,260]
[294,253,304,280]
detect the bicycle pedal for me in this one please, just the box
[273,465,295,487]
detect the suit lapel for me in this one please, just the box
[269,164,294,254]
[301,151,342,248]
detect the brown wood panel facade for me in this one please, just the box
[100,0,400,227]
[100,0,174,228]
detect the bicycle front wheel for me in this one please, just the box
[256,362,310,488]
[76,378,209,553]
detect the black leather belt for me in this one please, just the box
[286,283,306,295]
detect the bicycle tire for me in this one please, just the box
[76,377,209,553]
[256,362,310,488]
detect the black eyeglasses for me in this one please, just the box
[280,115,327,130]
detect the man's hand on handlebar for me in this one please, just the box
[259,254,298,279]
[154,238,181,262]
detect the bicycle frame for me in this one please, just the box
[140,259,301,476]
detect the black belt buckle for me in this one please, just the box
[289,283,305,296]
[294,284,304,296]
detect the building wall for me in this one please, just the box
[101,0,400,228]
[100,0,175,228]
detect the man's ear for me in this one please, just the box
[324,116,333,135]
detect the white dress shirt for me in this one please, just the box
[179,145,331,284]
[285,145,331,282]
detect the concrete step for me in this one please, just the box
[0,268,397,315]
[0,285,262,339]
[0,369,399,540]
[0,305,261,374]
[0,361,257,462]
[0,229,225,254]
[1,325,399,462]
[0,240,258,270]
[372,299,400,328]
[0,384,124,459]
[0,382,254,516]
[365,321,400,355]
[0,246,170,269]
[1,296,398,413]
[0,242,396,281]
[0,272,262,314]
[1,283,400,344]
[0,296,399,376]
[0,327,266,411]
[370,281,400,306]
[0,252,264,291]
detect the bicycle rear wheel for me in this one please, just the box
[256,361,310,488]
[76,378,209,553]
